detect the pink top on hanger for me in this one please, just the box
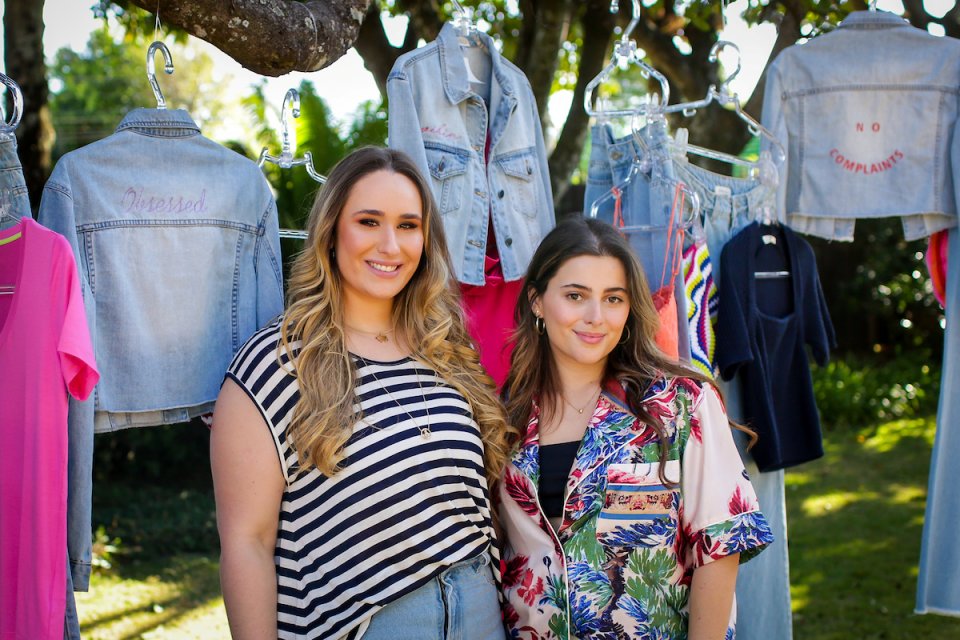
[0,218,98,640]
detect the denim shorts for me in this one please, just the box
[670,159,774,268]
[361,554,504,640]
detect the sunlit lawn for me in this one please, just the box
[77,416,960,638]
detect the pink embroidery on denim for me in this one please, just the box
[421,124,458,141]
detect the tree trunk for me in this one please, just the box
[126,0,370,76]
[4,0,51,212]
[548,0,616,207]
[515,0,571,120]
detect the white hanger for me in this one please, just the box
[0,72,24,135]
[583,0,670,121]
[146,41,174,110]
[662,41,785,165]
[258,89,326,240]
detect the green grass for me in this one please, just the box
[77,416,960,638]
[787,416,960,639]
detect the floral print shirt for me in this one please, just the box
[498,376,773,639]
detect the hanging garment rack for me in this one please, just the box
[258,88,326,240]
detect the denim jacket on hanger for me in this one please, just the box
[761,10,960,241]
[38,107,283,591]
[387,22,555,285]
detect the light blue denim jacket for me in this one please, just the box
[761,10,960,241]
[387,22,555,285]
[38,108,283,592]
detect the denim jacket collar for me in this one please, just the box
[115,108,201,138]
[436,22,516,105]
[838,10,909,29]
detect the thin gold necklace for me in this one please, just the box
[561,384,601,415]
[359,357,433,440]
[345,323,395,344]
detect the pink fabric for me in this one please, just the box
[926,230,948,308]
[460,255,523,390]
[0,218,98,640]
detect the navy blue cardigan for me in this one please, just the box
[716,222,836,471]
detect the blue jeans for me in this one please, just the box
[916,226,960,615]
[0,134,31,227]
[362,554,504,640]
[584,122,690,361]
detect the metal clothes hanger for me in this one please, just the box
[146,41,174,110]
[0,72,24,135]
[258,89,326,240]
[584,0,671,121]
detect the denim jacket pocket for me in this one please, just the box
[425,144,469,216]
[495,148,539,219]
[595,461,680,546]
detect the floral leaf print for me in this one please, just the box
[547,613,569,640]
[598,517,676,550]
[503,554,528,588]
[541,572,568,613]
[505,469,541,519]
[727,485,756,515]
[518,568,546,607]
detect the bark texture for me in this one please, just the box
[4,0,50,211]
[126,0,370,76]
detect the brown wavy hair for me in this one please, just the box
[502,216,754,483]
[278,146,517,489]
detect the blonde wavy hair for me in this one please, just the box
[279,146,517,489]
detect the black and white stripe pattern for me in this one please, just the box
[226,319,497,639]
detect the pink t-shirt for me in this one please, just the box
[0,217,98,640]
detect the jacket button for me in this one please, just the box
[527,164,533,175]
[438,159,445,172]
[498,190,505,199]
[505,237,513,246]
[611,151,623,161]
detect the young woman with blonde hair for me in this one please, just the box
[212,146,515,640]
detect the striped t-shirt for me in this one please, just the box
[226,320,498,639]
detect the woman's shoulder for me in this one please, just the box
[227,315,295,389]
[618,374,709,412]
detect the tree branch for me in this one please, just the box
[126,0,370,76]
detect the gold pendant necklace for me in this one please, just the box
[346,324,394,343]
[561,384,601,415]
[360,358,433,440]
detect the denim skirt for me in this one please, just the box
[361,554,504,640]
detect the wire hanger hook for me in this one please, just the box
[146,41,174,110]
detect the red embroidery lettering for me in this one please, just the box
[872,122,881,132]
[856,123,864,132]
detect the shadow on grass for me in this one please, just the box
[786,417,960,639]
[80,554,224,639]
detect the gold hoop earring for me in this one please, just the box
[619,325,631,344]
[534,315,545,335]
